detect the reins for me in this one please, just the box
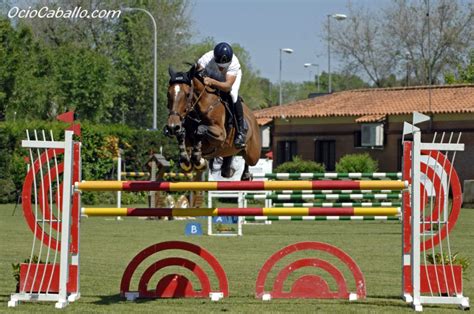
[168,71,225,121]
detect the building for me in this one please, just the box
[254,84,474,183]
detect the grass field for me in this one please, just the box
[1,202,473,313]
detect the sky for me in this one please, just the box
[191,0,392,83]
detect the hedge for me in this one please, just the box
[0,120,178,204]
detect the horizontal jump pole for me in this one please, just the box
[163,172,195,178]
[76,180,408,192]
[273,201,403,207]
[252,172,402,180]
[244,216,401,221]
[81,207,400,217]
[120,172,150,177]
[273,189,396,194]
[246,193,402,201]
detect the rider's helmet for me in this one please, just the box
[213,42,233,67]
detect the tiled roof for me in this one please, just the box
[254,84,474,120]
[355,114,386,123]
[256,117,273,126]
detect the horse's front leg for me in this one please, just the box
[241,163,251,181]
[191,140,207,171]
[176,133,192,172]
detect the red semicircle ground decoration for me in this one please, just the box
[22,148,64,250]
[420,149,462,252]
[255,242,366,300]
[403,148,462,253]
[120,241,228,300]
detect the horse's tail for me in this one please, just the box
[242,103,262,166]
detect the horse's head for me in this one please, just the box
[164,65,195,137]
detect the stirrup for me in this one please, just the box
[234,133,246,148]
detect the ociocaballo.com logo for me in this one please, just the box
[8,6,121,19]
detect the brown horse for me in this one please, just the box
[165,64,261,179]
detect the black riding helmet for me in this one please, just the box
[213,42,233,65]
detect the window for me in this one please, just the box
[261,126,271,149]
[277,141,297,164]
[361,123,384,147]
[315,140,336,171]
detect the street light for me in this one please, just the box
[122,7,158,130]
[304,63,320,92]
[405,50,411,86]
[327,13,347,94]
[279,48,293,105]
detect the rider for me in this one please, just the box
[197,42,246,149]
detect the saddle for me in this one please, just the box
[196,69,248,139]
[217,93,248,139]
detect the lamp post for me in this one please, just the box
[405,50,411,86]
[123,7,158,130]
[304,63,320,92]
[279,48,293,105]
[327,13,346,94]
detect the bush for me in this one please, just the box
[0,178,17,203]
[335,153,378,173]
[275,156,325,173]
[0,119,180,204]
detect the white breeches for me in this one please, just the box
[230,69,242,103]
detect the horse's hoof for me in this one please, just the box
[180,162,192,172]
[193,158,207,170]
[241,172,251,181]
[221,168,235,178]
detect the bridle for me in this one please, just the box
[168,79,198,120]
[168,72,219,121]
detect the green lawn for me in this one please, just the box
[1,202,473,313]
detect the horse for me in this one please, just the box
[164,64,261,179]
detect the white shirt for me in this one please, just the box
[198,50,241,77]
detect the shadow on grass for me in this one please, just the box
[368,294,402,300]
[92,294,207,305]
[92,294,127,305]
[365,295,464,311]
[92,294,179,305]
[0,293,12,301]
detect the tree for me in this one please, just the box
[1,18,58,120]
[329,0,473,86]
[54,45,114,122]
[268,71,369,106]
[316,71,369,93]
[445,50,474,83]
[18,0,122,54]
[9,0,193,127]
[232,43,270,109]
[0,17,115,121]
[0,17,17,120]
[110,0,193,127]
[0,0,11,16]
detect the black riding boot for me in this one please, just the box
[233,98,247,149]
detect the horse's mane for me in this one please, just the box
[168,63,225,91]
[186,62,226,83]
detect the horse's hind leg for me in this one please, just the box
[220,156,235,178]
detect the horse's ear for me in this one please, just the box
[189,63,197,77]
[168,65,176,78]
